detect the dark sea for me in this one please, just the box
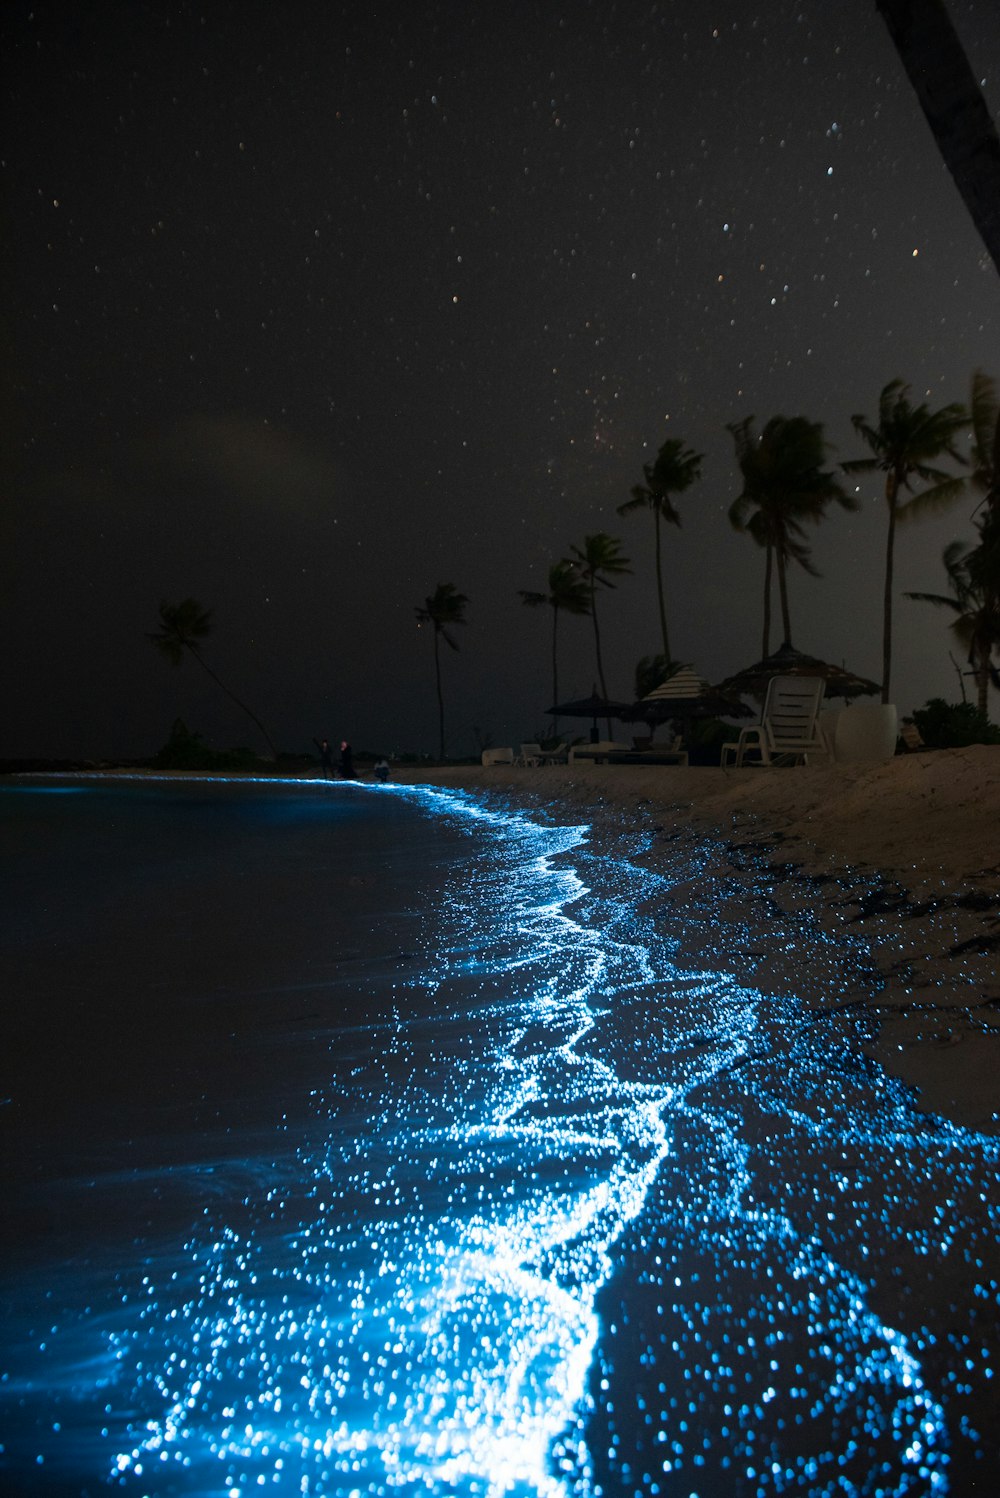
[1,775,997,1498]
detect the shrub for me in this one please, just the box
[911,698,1000,748]
[153,719,260,771]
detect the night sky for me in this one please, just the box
[4,1,999,762]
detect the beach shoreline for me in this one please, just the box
[392,747,1000,1135]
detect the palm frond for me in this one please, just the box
[897,475,968,520]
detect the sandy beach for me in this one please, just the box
[3,764,998,1491]
[394,745,1000,1135]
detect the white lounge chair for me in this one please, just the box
[481,747,514,766]
[514,743,543,766]
[721,675,828,767]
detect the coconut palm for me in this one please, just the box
[518,560,592,725]
[566,532,631,728]
[147,597,278,758]
[844,379,968,703]
[968,369,1000,587]
[634,653,676,700]
[728,415,854,657]
[877,0,1000,279]
[906,540,1000,716]
[618,438,703,660]
[415,582,468,761]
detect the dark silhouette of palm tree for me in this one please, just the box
[906,541,1000,717]
[906,370,1000,719]
[567,532,631,737]
[147,597,278,758]
[415,582,468,761]
[968,369,1000,594]
[844,379,967,703]
[877,0,1000,279]
[618,438,703,661]
[518,560,591,727]
[728,415,854,657]
[634,653,675,699]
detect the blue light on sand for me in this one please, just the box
[5,777,998,1494]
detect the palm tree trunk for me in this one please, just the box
[883,478,898,704]
[975,647,990,717]
[551,604,560,729]
[654,508,671,660]
[188,646,278,758]
[777,550,792,646]
[590,585,612,737]
[431,626,446,760]
[433,629,446,760]
[762,544,773,657]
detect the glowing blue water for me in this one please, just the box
[1,777,997,1496]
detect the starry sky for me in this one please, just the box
[3,0,999,762]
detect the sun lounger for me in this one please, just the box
[603,747,689,767]
[721,675,827,767]
[567,740,631,764]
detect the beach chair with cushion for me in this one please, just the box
[721,675,828,768]
[481,747,514,766]
[514,743,543,767]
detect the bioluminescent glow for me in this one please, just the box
[2,776,998,1495]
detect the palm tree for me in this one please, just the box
[147,597,278,758]
[415,582,468,761]
[618,438,703,660]
[906,540,1000,716]
[844,379,968,703]
[877,0,1000,279]
[728,415,854,657]
[518,560,591,725]
[634,653,675,700]
[968,369,1000,589]
[566,532,631,731]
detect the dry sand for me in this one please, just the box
[393,746,1000,1135]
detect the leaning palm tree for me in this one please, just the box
[415,582,468,761]
[844,379,968,703]
[518,559,591,726]
[728,415,855,657]
[566,532,631,728]
[906,540,1000,717]
[618,438,703,660]
[877,0,1000,280]
[148,597,278,758]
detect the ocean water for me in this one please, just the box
[1,775,997,1498]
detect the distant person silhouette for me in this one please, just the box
[339,740,355,779]
[374,757,389,782]
[313,737,333,778]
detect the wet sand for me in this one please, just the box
[393,746,1000,1134]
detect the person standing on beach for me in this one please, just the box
[339,740,355,779]
[313,737,333,778]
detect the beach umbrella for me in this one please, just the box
[623,665,752,727]
[546,686,632,742]
[716,641,881,700]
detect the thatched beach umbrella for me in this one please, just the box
[717,641,881,700]
[624,665,752,739]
